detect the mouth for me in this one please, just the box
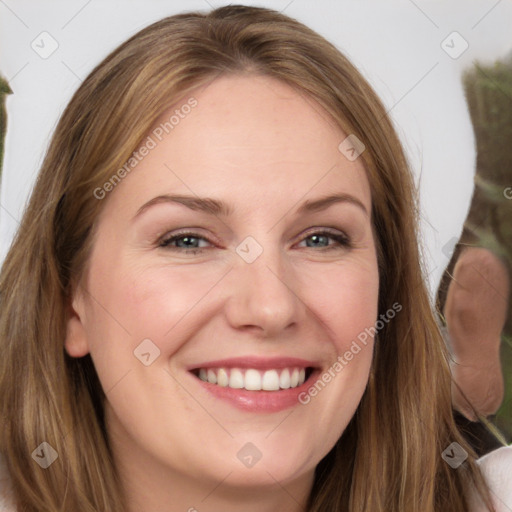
[191,366,314,391]
[188,357,320,412]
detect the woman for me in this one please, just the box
[0,5,509,511]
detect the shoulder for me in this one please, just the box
[0,455,15,512]
[470,446,512,512]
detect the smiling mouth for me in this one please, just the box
[191,367,315,391]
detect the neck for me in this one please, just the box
[122,466,312,512]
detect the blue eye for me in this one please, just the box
[160,233,211,250]
[305,234,329,247]
[158,229,350,254]
[299,231,350,249]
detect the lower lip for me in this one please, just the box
[192,371,320,412]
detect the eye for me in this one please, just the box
[297,230,351,250]
[159,232,213,252]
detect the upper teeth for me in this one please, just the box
[197,367,307,391]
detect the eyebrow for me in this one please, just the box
[134,194,232,219]
[296,193,368,216]
[134,192,368,220]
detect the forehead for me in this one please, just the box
[102,74,371,217]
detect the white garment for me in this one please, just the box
[0,446,511,511]
[470,446,512,512]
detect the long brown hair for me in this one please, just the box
[0,5,493,511]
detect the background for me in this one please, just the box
[1,0,511,432]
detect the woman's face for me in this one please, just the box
[66,75,379,501]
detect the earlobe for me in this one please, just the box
[64,294,90,358]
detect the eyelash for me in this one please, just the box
[158,228,351,254]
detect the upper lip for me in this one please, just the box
[188,356,320,371]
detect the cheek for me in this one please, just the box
[85,257,229,354]
[300,258,380,351]
[122,263,229,334]
[293,257,379,441]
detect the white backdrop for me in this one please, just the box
[1,0,511,296]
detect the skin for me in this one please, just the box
[65,75,379,512]
[445,247,510,420]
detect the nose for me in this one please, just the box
[223,248,302,337]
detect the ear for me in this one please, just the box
[64,288,90,358]
[445,247,509,343]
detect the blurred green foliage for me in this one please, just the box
[464,58,512,266]
[462,56,512,438]
[0,75,12,181]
